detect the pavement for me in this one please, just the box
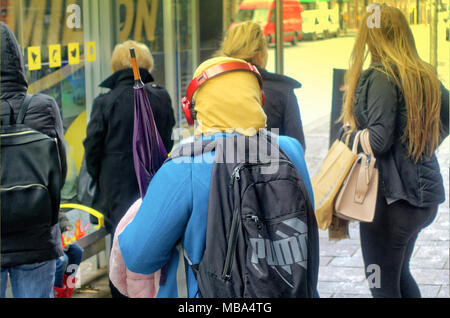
[73,113,449,299]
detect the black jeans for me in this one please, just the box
[359,189,438,298]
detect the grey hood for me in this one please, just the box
[0,22,28,99]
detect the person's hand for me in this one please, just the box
[63,225,74,233]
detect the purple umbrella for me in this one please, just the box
[130,48,168,198]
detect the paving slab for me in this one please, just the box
[317,266,366,283]
[437,285,449,298]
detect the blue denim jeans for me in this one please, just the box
[1,260,57,298]
[55,255,69,288]
[54,243,83,287]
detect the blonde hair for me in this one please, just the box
[215,21,268,68]
[341,4,442,162]
[110,40,154,73]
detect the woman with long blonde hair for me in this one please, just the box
[341,4,448,297]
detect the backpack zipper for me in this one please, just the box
[1,131,38,138]
[229,159,294,187]
[222,205,241,281]
[245,210,304,226]
[222,159,298,280]
[0,184,48,191]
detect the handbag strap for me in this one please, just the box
[351,130,363,154]
[354,130,377,203]
[360,129,374,157]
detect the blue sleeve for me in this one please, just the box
[118,160,192,274]
[278,135,315,209]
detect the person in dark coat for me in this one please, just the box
[0,22,67,298]
[84,40,175,235]
[83,40,175,298]
[340,5,449,298]
[216,21,306,149]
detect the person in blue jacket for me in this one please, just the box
[118,57,317,298]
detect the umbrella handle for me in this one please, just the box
[130,48,144,87]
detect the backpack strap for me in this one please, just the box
[16,94,34,124]
[3,99,16,125]
[176,242,194,298]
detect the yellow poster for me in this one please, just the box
[68,42,80,65]
[27,46,42,71]
[86,41,97,62]
[48,44,62,68]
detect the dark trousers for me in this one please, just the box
[359,190,438,298]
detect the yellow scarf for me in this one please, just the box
[192,57,267,137]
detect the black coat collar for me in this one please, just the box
[257,67,302,89]
[99,68,155,89]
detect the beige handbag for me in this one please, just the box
[334,129,378,223]
[312,130,361,230]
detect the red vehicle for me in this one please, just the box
[231,0,303,45]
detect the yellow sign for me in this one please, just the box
[86,41,97,62]
[68,42,80,65]
[48,44,62,68]
[27,46,42,71]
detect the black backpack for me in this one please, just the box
[170,131,319,298]
[1,95,62,244]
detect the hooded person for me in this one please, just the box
[117,56,318,298]
[0,22,67,298]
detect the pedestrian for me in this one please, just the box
[53,211,83,298]
[83,40,175,297]
[215,21,306,150]
[0,22,67,298]
[117,56,319,298]
[340,4,449,298]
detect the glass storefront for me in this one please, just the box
[0,0,226,199]
[1,0,87,129]
[0,0,224,129]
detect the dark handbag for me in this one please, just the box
[77,157,101,224]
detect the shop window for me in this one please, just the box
[116,0,166,85]
[0,0,87,130]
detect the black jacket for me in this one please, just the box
[83,68,175,233]
[258,67,306,150]
[353,65,449,207]
[0,22,66,266]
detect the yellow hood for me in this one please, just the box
[192,57,267,137]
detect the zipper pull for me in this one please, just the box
[247,215,261,230]
[234,170,241,181]
[229,166,242,187]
